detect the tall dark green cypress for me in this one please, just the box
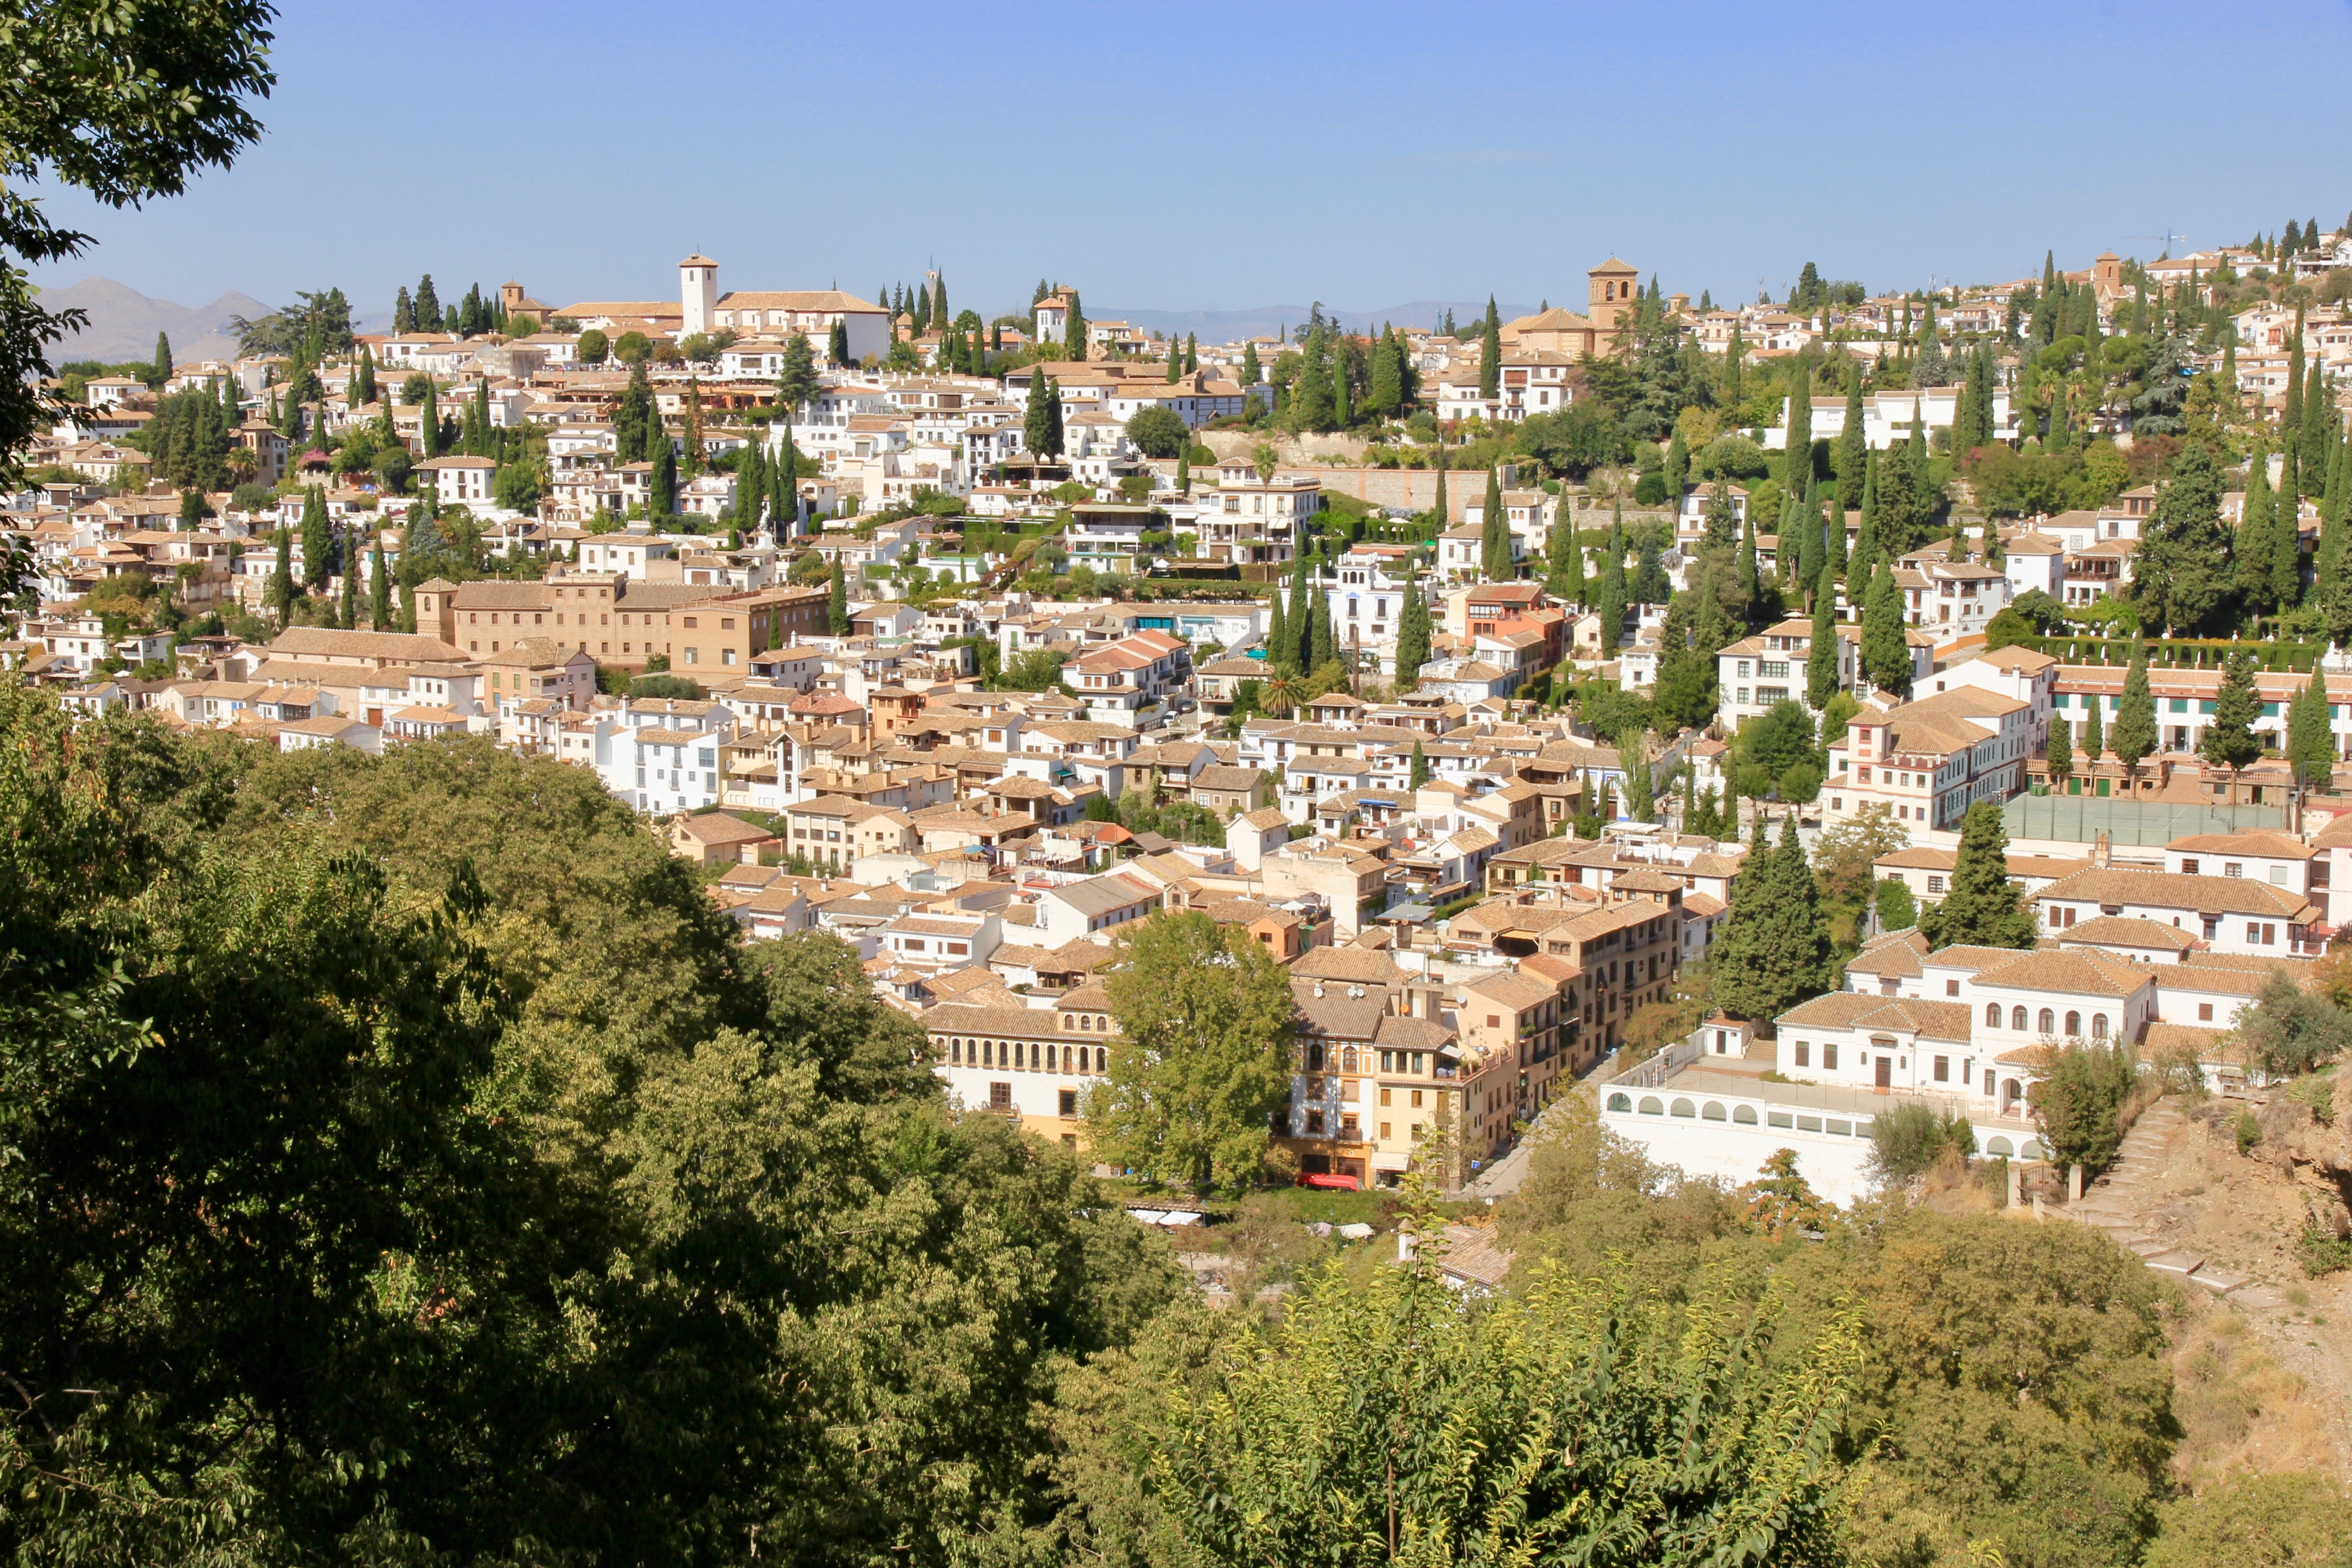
[1478,296,1501,399]
[1834,369,1865,513]
[1481,466,1509,580]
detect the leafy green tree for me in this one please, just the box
[1089,911,1293,1193]
[1919,801,2037,949]
[2109,644,2158,789]
[0,2,270,482]
[1711,811,1838,1024]
[2032,1040,2138,1173]
[2200,649,2266,783]
[827,558,849,634]
[2145,1473,2352,1568]
[1874,876,1917,931]
[1124,404,1187,458]
[1074,1240,1860,1567]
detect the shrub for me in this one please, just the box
[1867,1102,1978,1184]
[2234,1107,2259,1156]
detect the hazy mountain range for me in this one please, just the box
[37,278,1546,363]
[1096,301,1539,341]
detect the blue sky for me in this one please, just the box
[28,0,2352,321]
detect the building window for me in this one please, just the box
[2064,1011,2082,1036]
[1823,1043,1838,1070]
[1794,1042,1809,1066]
[2011,1005,2026,1030]
[1926,876,1945,893]
[988,1082,1011,1110]
[2198,1003,2213,1022]
[1058,1089,1078,1117]
[1984,1003,2000,1026]
[1934,1056,1949,1082]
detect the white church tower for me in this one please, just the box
[680,253,718,338]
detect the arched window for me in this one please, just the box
[2038,1008,2055,1035]
[1638,1096,1664,1115]
[980,1040,992,1067]
[1701,1101,1727,1121]
[2065,1010,2082,1037]
[1985,1136,2014,1157]
[1984,1003,2001,1027]
[1342,1046,1358,1072]
[1670,1098,1696,1118]
[2011,1006,2027,1030]
[951,1038,963,1064]
[1607,1092,1632,1112]
[1733,1104,1758,1124]
[1063,1045,1074,1072]
[1095,1046,1108,1073]
[2091,1013,2108,1040]
[1062,1015,1073,1031]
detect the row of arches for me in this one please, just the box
[945,1037,1109,1075]
[1984,1003,2108,1039]
[1604,1093,2047,1161]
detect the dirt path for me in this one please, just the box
[2063,1096,2352,1484]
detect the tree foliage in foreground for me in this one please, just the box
[1054,1233,1862,1567]
[0,695,1176,1565]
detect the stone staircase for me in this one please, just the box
[2061,1097,2285,1310]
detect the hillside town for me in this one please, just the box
[16,3,2352,1560]
[9,225,2352,1202]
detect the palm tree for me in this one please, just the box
[1262,672,1300,716]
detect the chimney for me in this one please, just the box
[2092,830,2111,870]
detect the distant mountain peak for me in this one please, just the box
[32,276,273,363]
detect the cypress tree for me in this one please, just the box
[1794,478,1823,588]
[1396,566,1430,688]
[1023,370,1054,454]
[1725,323,1746,409]
[1264,587,1289,678]
[1924,802,2038,948]
[1783,356,1813,491]
[1368,326,1401,416]
[828,319,849,366]
[826,559,849,634]
[1044,378,1065,457]
[1834,368,1865,513]
[393,285,414,335]
[1862,559,1909,697]
[1332,347,1351,427]
[300,484,330,593]
[774,418,797,534]
[1185,332,1198,373]
[1593,540,1627,657]
[1165,333,1182,382]
[1735,507,1760,620]
[1625,732,1655,822]
[1664,425,1689,510]
[339,524,360,627]
[355,346,377,407]
[1431,451,1449,530]
[1481,466,1509,580]
[1807,564,1838,708]
[1063,291,1086,361]
[2302,363,2331,495]
[415,274,441,331]
[1286,555,1313,671]
[738,440,766,534]
[651,436,676,518]
[2288,667,2334,786]
[2274,450,2305,609]
[268,526,293,623]
[1547,502,1583,602]
[2082,686,2104,765]
[2046,715,2073,788]
[1479,296,1501,399]
[419,374,440,460]
[1174,445,1189,495]
[1409,740,1430,788]
[2110,645,2158,791]
[2238,442,2276,611]
[1241,341,1261,387]
[1310,574,1335,672]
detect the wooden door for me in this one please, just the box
[1875,1057,1892,1091]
